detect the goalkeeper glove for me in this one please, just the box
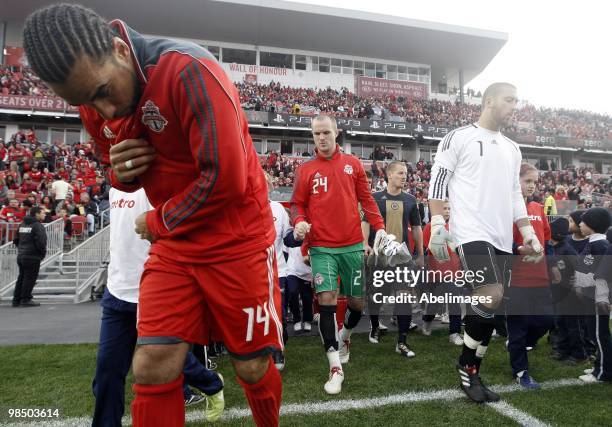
[428,215,456,262]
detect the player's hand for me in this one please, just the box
[428,215,455,263]
[364,243,373,257]
[550,267,562,285]
[303,255,311,266]
[110,139,155,183]
[135,211,156,242]
[294,221,311,240]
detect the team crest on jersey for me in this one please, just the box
[141,100,168,133]
[102,125,116,139]
[314,273,324,285]
[344,164,353,175]
[314,172,321,178]
[391,201,400,210]
[583,254,594,266]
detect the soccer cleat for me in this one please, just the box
[303,321,312,332]
[324,366,344,394]
[449,333,464,346]
[20,299,40,307]
[409,321,418,331]
[294,322,302,332]
[584,367,594,374]
[516,372,541,390]
[272,350,285,371]
[312,313,320,324]
[395,342,416,358]
[579,373,602,384]
[205,373,225,422]
[339,339,350,364]
[421,321,432,336]
[526,346,534,351]
[185,392,205,406]
[378,321,388,332]
[456,364,488,403]
[441,313,450,324]
[368,327,380,344]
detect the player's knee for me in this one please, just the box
[347,296,364,312]
[232,354,270,384]
[475,284,504,309]
[317,290,337,306]
[132,343,188,384]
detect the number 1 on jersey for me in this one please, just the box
[478,140,483,156]
[312,176,328,194]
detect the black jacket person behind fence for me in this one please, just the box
[12,208,47,306]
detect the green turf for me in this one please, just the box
[0,330,609,425]
[504,384,612,426]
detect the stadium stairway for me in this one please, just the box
[0,226,110,305]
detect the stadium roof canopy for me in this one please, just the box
[5,0,507,81]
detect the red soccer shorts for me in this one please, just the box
[137,245,284,359]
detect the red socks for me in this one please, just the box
[131,374,185,427]
[237,357,282,427]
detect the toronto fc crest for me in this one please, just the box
[141,100,168,133]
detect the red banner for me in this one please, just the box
[3,47,28,67]
[0,95,78,113]
[355,76,428,99]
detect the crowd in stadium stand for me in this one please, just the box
[1,67,611,140]
[238,81,612,141]
[0,130,110,242]
[0,66,53,97]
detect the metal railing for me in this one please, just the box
[59,225,110,303]
[0,218,65,295]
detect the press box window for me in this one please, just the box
[222,48,256,65]
[260,52,293,69]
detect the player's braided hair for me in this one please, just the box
[22,4,115,83]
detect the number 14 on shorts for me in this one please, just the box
[243,302,270,342]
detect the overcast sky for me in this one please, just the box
[287,0,611,115]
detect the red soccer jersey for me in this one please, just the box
[291,145,384,248]
[512,201,551,287]
[423,221,461,274]
[79,21,274,264]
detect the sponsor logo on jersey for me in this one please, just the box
[344,164,353,175]
[103,125,116,139]
[19,227,32,233]
[314,272,324,285]
[527,214,542,221]
[583,254,594,266]
[141,100,168,133]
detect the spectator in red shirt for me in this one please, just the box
[553,185,568,201]
[0,199,25,222]
[20,174,38,193]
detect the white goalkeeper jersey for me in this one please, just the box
[107,188,153,303]
[428,123,527,253]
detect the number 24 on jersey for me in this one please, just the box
[312,176,328,194]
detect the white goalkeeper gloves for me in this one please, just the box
[373,229,397,256]
[428,215,456,263]
[519,225,544,264]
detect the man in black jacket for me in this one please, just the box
[12,207,47,307]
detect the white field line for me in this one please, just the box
[3,378,584,427]
[488,401,552,427]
